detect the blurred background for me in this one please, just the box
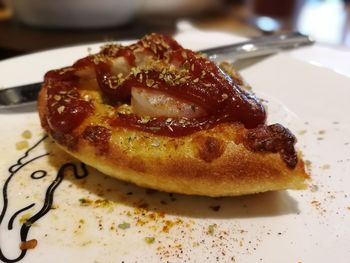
[0,0,349,60]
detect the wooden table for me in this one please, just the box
[0,1,349,60]
[0,15,182,59]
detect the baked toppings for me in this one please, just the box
[42,33,299,168]
[44,33,265,135]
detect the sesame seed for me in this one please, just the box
[151,139,160,147]
[57,105,65,114]
[146,79,155,87]
[16,140,29,150]
[179,118,186,124]
[139,116,151,124]
[22,130,32,139]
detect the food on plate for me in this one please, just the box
[38,33,309,197]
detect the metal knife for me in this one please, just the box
[0,32,313,109]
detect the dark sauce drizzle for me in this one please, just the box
[8,204,35,230]
[0,136,89,263]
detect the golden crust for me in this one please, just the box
[38,85,309,197]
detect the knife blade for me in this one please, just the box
[0,32,313,109]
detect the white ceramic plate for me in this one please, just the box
[0,34,350,263]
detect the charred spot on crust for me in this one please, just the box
[243,124,298,168]
[195,136,225,162]
[51,129,79,151]
[82,125,111,154]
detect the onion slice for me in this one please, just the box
[131,87,206,118]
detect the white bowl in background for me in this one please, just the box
[139,0,221,16]
[8,0,140,28]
